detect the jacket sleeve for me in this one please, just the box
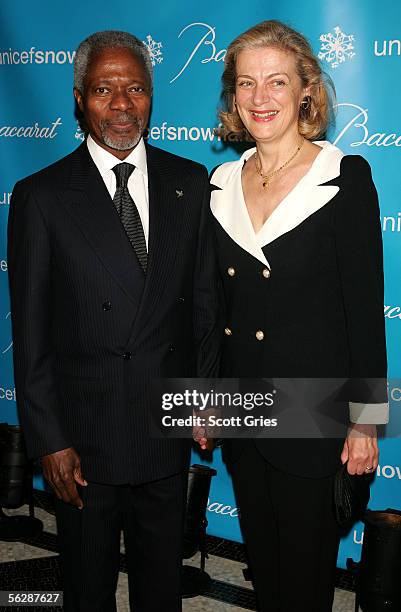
[333,155,388,424]
[7,180,72,458]
[192,166,222,377]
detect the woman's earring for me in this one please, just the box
[301,96,311,110]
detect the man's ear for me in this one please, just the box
[73,88,84,113]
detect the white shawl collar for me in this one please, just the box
[210,141,343,268]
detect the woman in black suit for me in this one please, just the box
[206,20,388,612]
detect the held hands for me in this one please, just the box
[192,424,214,452]
[192,408,216,451]
[41,447,87,509]
[341,424,378,476]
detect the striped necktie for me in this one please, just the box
[112,162,147,273]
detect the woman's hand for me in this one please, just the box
[341,423,378,475]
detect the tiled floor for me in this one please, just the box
[0,501,359,611]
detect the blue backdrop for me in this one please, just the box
[1,0,400,569]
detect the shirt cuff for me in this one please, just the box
[349,402,389,424]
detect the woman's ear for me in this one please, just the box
[301,85,311,103]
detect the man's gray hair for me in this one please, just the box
[74,30,153,92]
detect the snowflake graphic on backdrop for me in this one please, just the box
[74,122,85,142]
[143,34,163,67]
[318,26,355,68]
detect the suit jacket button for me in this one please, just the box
[169,344,175,352]
[227,267,236,277]
[123,351,132,360]
[224,327,232,336]
[255,330,264,341]
[178,297,185,303]
[262,268,270,279]
[102,301,112,311]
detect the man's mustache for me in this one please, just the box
[101,115,142,128]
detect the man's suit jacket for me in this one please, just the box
[8,141,220,485]
[210,141,388,478]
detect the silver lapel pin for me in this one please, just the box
[176,189,184,198]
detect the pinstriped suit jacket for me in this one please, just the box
[8,142,220,485]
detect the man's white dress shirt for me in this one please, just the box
[87,134,149,247]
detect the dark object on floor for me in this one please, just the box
[181,564,211,597]
[182,464,217,598]
[334,462,371,529]
[356,509,401,611]
[0,423,43,541]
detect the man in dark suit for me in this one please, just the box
[7,30,219,612]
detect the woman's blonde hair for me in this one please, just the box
[219,20,335,140]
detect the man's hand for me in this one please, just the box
[41,447,87,508]
[341,424,378,476]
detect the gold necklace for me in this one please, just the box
[254,139,305,189]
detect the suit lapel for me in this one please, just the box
[211,173,270,267]
[59,144,145,307]
[127,145,183,343]
[211,141,344,260]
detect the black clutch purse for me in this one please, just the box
[334,462,371,529]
